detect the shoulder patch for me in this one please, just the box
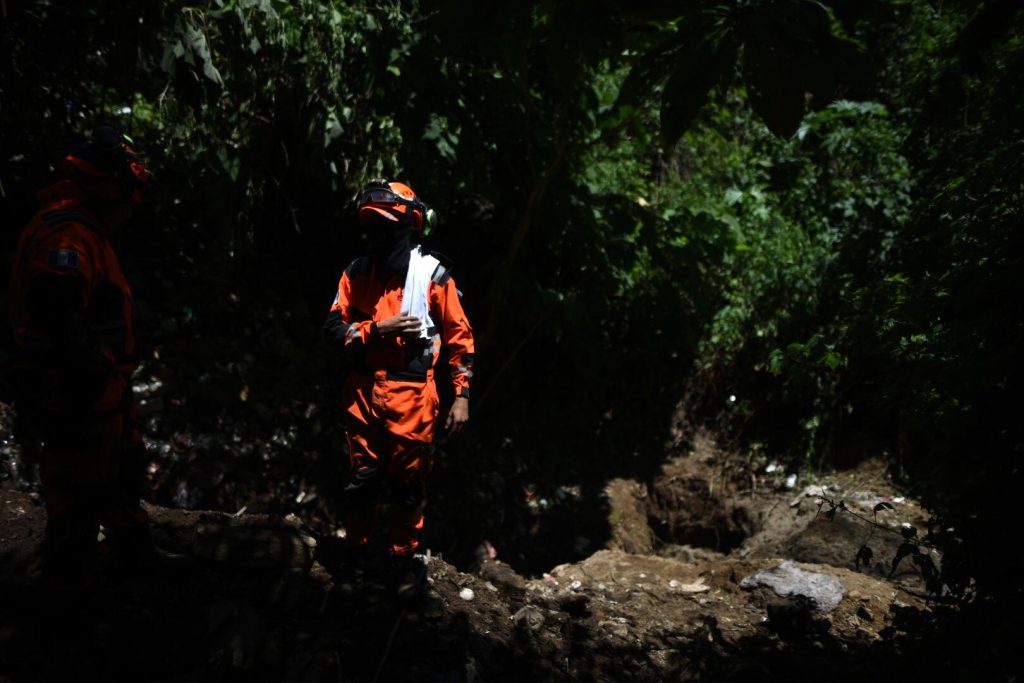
[430,262,451,286]
[47,249,81,269]
[345,256,373,278]
[427,249,454,285]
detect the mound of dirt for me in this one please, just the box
[0,463,960,683]
[605,436,939,596]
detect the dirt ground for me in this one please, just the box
[0,435,970,682]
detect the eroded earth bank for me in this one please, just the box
[0,437,965,682]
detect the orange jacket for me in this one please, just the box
[325,254,474,397]
[9,180,136,375]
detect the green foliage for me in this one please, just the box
[614,0,868,144]
[625,86,912,464]
[682,0,1024,602]
[1,0,1021,604]
[150,0,415,253]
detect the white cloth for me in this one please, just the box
[402,246,439,339]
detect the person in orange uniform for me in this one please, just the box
[325,179,474,562]
[8,126,154,584]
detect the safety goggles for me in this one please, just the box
[358,188,437,232]
[358,188,425,210]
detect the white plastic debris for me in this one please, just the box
[459,588,475,601]
[765,462,780,473]
[569,580,582,591]
[784,473,798,489]
[669,578,710,593]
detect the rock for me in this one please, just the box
[740,560,846,613]
[513,605,546,634]
[479,560,526,592]
[598,619,631,640]
[459,587,475,601]
[856,626,878,642]
[765,595,830,636]
[193,523,316,569]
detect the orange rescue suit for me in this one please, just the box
[325,254,474,555]
[8,179,147,553]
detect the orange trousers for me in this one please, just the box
[342,370,438,556]
[16,366,148,575]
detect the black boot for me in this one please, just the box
[387,552,428,602]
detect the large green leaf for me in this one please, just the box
[614,35,681,112]
[659,35,736,146]
[741,0,868,136]
[742,27,806,137]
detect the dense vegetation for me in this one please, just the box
[1,0,1020,616]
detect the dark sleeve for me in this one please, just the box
[323,270,378,349]
[25,273,112,371]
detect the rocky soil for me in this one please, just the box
[0,434,969,682]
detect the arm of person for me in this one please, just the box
[324,269,377,350]
[21,240,118,402]
[446,396,469,435]
[435,276,474,435]
[324,269,424,349]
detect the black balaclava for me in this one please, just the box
[367,213,413,276]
